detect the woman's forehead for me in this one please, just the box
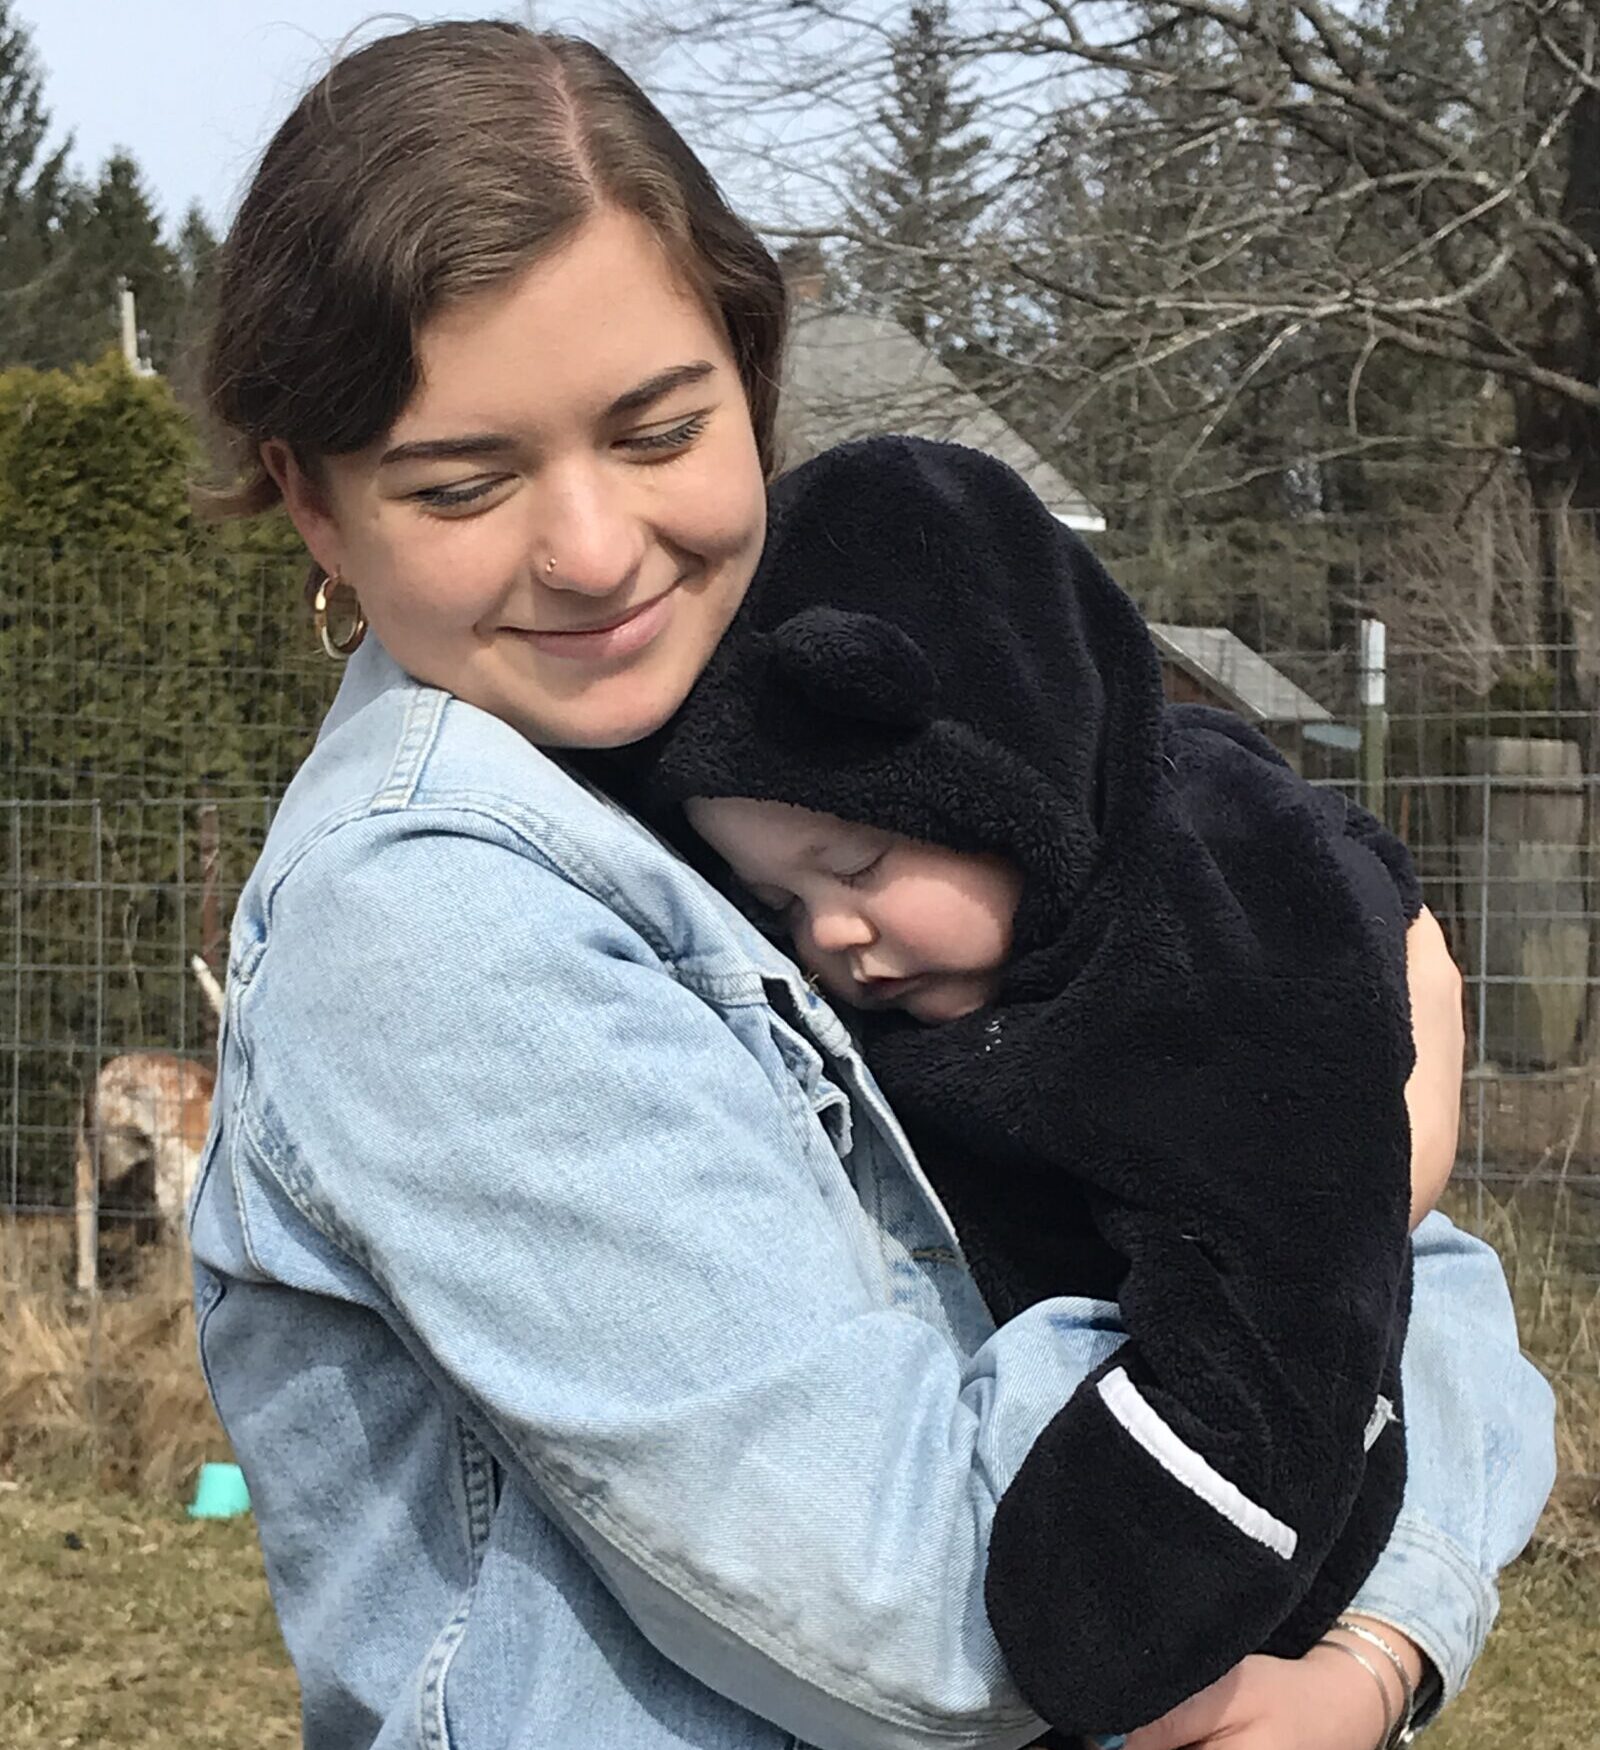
[402,210,733,433]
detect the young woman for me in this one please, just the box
[190,22,1554,1750]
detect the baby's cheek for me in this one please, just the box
[788,927,828,982]
[803,948,858,1005]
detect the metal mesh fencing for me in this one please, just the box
[1,528,1597,1497]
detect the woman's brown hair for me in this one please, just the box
[205,21,788,514]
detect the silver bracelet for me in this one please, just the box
[1316,1635,1398,1750]
[1333,1617,1419,1746]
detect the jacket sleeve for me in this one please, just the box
[1347,1211,1556,1713]
[239,816,1553,1750]
[239,813,1099,1750]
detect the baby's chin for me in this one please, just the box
[900,978,997,1027]
[806,967,1000,1026]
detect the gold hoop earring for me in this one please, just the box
[312,570,367,659]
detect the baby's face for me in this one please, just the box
[686,797,1023,1024]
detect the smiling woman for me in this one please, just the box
[262,209,767,748]
[187,20,1556,1750]
[204,24,782,748]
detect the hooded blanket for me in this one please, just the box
[636,436,1419,1738]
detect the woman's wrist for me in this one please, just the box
[1316,1614,1429,1747]
[1305,1640,1396,1750]
[1336,1614,1425,1684]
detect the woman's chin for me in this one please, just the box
[509,676,692,751]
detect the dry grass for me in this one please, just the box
[1428,1547,1600,1750]
[1,1216,228,1498]
[1442,1172,1600,1556]
[0,1183,1596,1748]
[0,1477,1593,1750]
[0,1479,299,1749]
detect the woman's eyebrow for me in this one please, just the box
[605,360,716,418]
[378,362,717,466]
[379,432,514,466]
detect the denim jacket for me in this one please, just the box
[190,639,1555,1750]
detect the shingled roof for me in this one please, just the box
[779,309,1105,531]
[1149,624,1333,725]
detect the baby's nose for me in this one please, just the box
[807,905,873,953]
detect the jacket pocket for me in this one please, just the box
[761,989,853,1158]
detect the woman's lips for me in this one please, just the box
[513,585,678,663]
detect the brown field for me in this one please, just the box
[0,1481,1594,1750]
[1,1175,1597,1748]
[1,1216,226,1495]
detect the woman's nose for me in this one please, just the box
[535,463,648,599]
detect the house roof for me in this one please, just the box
[779,309,1105,531]
[1149,624,1332,725]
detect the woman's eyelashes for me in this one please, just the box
[407,413,712,511]
[619,411,710,457]
[410,475,509,511]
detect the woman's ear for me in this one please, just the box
[261,440,345,578]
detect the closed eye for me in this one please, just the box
[410,476,509,510]
[838,852,885,888]
[618,413,710,457]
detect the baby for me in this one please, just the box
[640,436,1432,1739]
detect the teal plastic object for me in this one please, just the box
[188,1461,252,1519]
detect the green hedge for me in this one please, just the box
[0,356,332,1211]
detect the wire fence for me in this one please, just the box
[1,532,1597,1501]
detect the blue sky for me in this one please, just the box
[22,3,633,230]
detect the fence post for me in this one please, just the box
[7,804,19,1215]
[199,797,221,1053]
[87,800,105,1466]
[1473,770,1491,1230]
[1359,616,1388,821]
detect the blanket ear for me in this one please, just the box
[770,606,938,729]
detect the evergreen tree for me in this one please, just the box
[0,7,185,374]
[57,151,183,371]
[0,0,86,370]
[0,0,52,204]
[176,202,217,292]
[845,2,993,347]
[169,201,219,409]
[0,357,320,1205]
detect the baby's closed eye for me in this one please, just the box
[837,851,885,887]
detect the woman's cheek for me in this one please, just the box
[388,521,519,627]
[663,437,766,567]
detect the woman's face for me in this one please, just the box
[266,207,769,748]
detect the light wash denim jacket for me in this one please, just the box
[190,639,1555,1750]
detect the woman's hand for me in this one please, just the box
[1404,906,1464,1229]
[1106,1613,1424,1750]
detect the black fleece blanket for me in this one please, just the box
[632,436,1419,1738]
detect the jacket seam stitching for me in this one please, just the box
[416,1425,497,1750]
[374,689,450,811]
[226,1094,1026,1740]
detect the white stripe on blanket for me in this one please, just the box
[1097,1366,1299,1560]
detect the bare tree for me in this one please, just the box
[844,2,995,346]
[624,0,1600,702]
